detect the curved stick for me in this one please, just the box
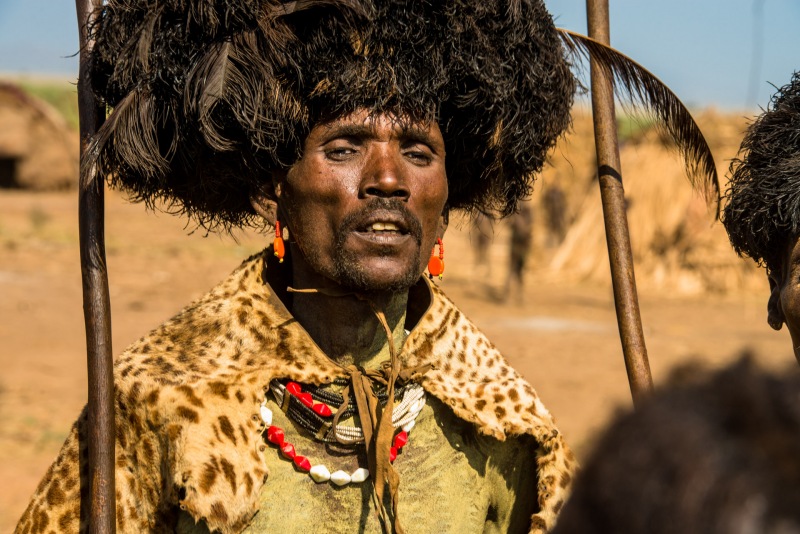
[76,0,116,531]
[585,0,654,405]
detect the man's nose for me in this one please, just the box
[359,146,410,200]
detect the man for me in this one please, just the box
[551,358,800,534]
[470,213,494,281]
[543,184,568,247]
[505,200,535,304]
[17,1,577,533]
[722,71,800,364]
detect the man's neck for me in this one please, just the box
[287,250,408,370]
[290,291,408,370]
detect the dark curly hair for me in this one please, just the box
[86,0,575,230]
[722,72,800,275]
[552,357,800,534]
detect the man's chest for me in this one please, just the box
[247,397,536,534]
[177,396,539,533]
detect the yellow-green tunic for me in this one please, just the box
[178,396,539,533]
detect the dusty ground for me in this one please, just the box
[0,189,794,531]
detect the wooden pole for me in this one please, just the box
[75,0,116,531]
[585,0,654,405]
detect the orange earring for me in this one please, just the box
[273,220,285,263]
[427,238,444,280]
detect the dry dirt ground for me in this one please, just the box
[0,189,794,531]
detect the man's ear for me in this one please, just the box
[271,169,287,200]
[767,271,785,331]
[437,207,450,238]
[249,170,287,225]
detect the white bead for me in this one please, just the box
[309,465,331,483]
[350,468,370,483]
[402,420,415,432]
[260,405,273,425]
[330,470,352,486]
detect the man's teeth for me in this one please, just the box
[370,222,399,232]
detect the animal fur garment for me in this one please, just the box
[85,0,575,229]
[723,71,800,273]
[17,249,576,533]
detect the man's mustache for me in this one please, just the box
[338,198,424,245]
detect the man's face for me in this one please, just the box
[768,236,800,364]
[276,110,448,292]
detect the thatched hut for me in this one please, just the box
[0,81,78,190]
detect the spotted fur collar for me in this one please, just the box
[17,250,574,534]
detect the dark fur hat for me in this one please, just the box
[86,0,575,229]
[723,72,800,274]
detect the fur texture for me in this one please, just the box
[551,358,800,534]
[723,71,800,274]
[85,0,575,229]
[16,249,575,534]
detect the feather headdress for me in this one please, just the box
[723,71,800,273]
[85,0,718,230]
[558,30,719,213]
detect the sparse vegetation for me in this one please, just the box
[616,113,657,143]
[28,205,50,233]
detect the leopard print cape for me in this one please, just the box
[16,250,575,534]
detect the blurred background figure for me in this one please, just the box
[505,200,534,304]
[543,183,568,248]
[470,212,495,281]
[552,357,800,534]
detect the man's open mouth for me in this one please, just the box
[364,221,407,235]
[339,202,423,247]
[352,210,413,237]
[351,215,415,246]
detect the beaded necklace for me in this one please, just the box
[261,379,426,486]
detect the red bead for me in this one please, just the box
[427,256,444,277]
[286,382,302,395]
[293,456,311,472]
[273,237,285,263]
[281,442,296,459]
[393,431,408,450]
[389,446,398,463]
[312,403,333,417]
[266,426,285,446]
[297,392,314,408]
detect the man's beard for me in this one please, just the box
[330,198,424,293]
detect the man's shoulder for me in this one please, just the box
[405,284,558,444]
[108,250,289,408]
[111,248,341,396]
[104,253,281,533]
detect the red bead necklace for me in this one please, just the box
[261,380,422,485]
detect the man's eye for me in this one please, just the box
[405,150,432,165]
[325,147,357,161]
